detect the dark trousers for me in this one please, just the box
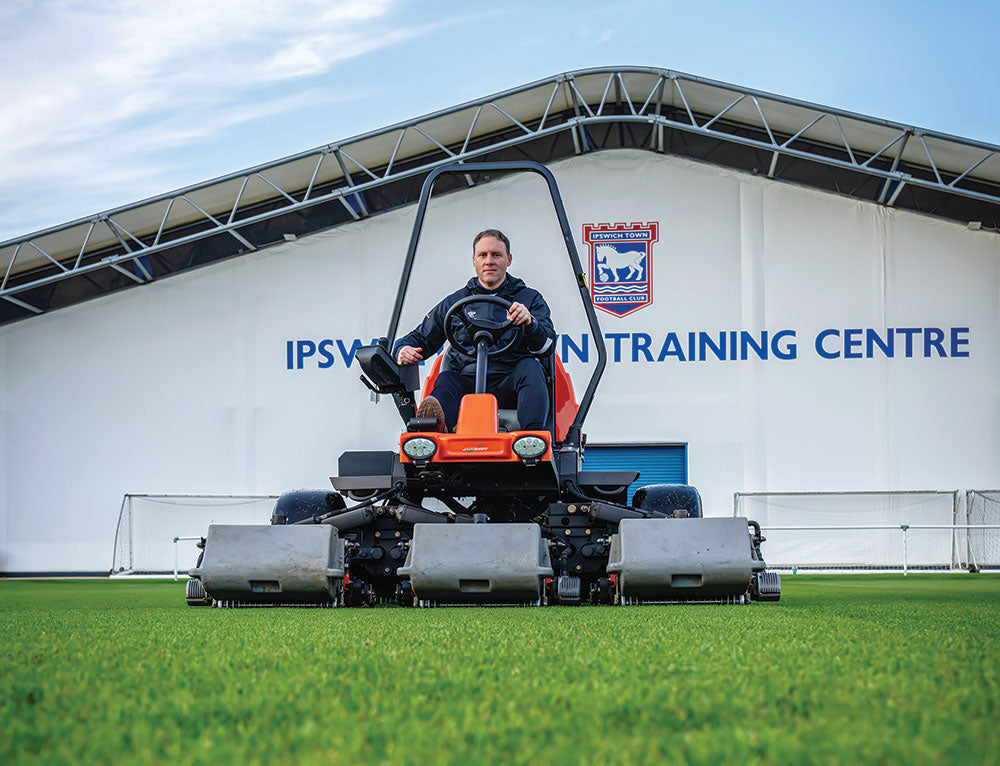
[432,358,548,431]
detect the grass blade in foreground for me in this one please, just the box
[1,575,998,765]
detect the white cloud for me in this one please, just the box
[0,0,420,240]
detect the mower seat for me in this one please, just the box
[497,409,521,433]
[419,346,577,441]
[435,351,523,431]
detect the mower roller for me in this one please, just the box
[187,161,780,608]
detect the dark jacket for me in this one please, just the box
[394,274,555,376]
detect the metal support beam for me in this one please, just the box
[1,66,997,322]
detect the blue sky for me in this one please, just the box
[1,0,996,242]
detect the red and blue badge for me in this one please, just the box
[583,222,659,317]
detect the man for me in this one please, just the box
[395,229,556,433]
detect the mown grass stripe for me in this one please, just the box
[2,575,998,765]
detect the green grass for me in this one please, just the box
[2,575,999,765]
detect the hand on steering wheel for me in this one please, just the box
[443,295,522,358]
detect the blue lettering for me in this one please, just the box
[816,329,839,359]
[336,338,364,367]
[924,327,946,357]
[896,328,920,358]
[606,333,628,363]
[561,333,589,363]
[772,330,797,360]
[740,331,768,361]
[296,340,316,369]
[286,340,294,370]
[844,328,863,359]
[657,333,685,362]
[699,332,726,361]
[866,328,894,358]
[951,327,970,357]
[318,339,336,369]
[632,333,654,362]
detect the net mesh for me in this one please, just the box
[735,491,959,570]
[965,491,1000,570]
[111,495,277,575]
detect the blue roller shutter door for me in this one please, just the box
[582,444,687,504]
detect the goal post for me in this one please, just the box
[964,490,1000,571]
[111,494,278,576]
[734,490,964,571]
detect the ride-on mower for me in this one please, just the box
[186,162,781,608]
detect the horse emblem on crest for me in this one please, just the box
[583,222,659,317]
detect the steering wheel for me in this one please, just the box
[444,295,522,358]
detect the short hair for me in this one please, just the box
[473,229,510,255]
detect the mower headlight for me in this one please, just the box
[512,436,547,459]
[403,437,437,460]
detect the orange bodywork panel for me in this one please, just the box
[400,392,552,464]
[417,351,579,443]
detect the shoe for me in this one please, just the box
[416,395,447,433]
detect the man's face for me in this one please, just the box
[473,235,512,289]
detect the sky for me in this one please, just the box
[1,0,996,243]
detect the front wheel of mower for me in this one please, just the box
[185,578,211,606]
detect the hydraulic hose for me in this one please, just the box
[294,483,404,524]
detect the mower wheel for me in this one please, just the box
[344,580,373,607]
[633,484,703,518]
[590,576,614,605]
[271,490,346,525]
[396,580,414,607]
[185,578,211,607]
[751,571,781,602]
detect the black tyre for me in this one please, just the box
[271,490,346,525]
[395,580,414,607]
[633,484,703,518]
[751,571,781,602]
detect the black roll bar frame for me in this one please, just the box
[384,161,606,448]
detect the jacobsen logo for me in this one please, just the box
[462,446,488,452]
[583,222,659,317]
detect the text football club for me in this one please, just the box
[583,221,659,317]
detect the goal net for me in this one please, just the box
[111,494,277,576]
[964,491,1000,570]
[734,491,961,571]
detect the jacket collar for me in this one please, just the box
[466,274,525,296]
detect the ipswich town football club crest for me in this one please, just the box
[583,222,659,317]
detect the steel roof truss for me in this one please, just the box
[226,178,250,225]
[255,172,299,205]
[3,67,999,324]
[303,151,328,201]
[153,199,176,245]
[333,149,368,217]
[1,244,20,291]
[106,260,145,284]
[180,195,256,251]
[950,151,995,189]
[919,134,945,186]
[537,83,560,131]
[671,77,699,127]
[2,293,42,313]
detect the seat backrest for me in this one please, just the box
[418,347,579,441]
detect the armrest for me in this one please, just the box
[355,345,420,394]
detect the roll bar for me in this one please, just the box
[384,162,606,448]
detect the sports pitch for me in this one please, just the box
[2,575,998,765]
